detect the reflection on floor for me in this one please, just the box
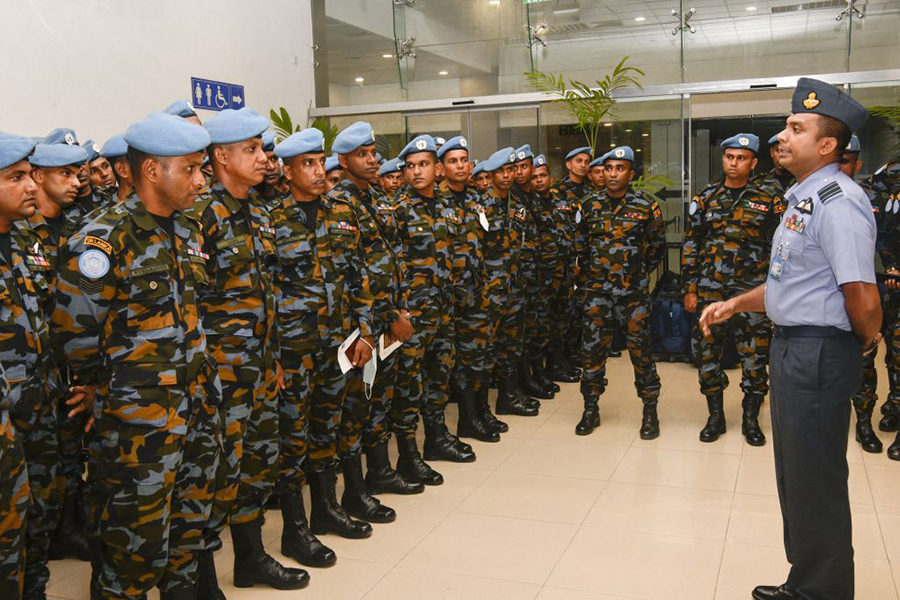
[48,356,900,599]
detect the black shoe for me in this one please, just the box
[457,387,500,443]
[160,587,197,600]
[496,375,539,417]
[880,412,899,432]
[699,393,726,443]
[575,395,600,436]
[548,350,580,383]
[476,385,508,433]
[340,455,396,523]
[231,518,309,590]
[520,358,554,400]
[396,436,444,486]
[48,492,90,561]
[365,441,425,495]
[532,357,560,394]
[196,549,227,600]
[855,410,883,453]
[308,468,373,539]
[752,584,800,599]
[424,420,476,462]
[888,430,900,461]
[609,350,622,358]
[640,403,660,440]
[281,488,336,568]
[741,395,766,447]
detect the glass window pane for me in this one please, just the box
[850,4,900,76]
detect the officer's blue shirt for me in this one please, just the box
[765,162,876,331]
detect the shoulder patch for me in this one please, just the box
[817,181,842,204]
[78,249,110,279]
[83,235,113,254]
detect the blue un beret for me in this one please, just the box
[204,108,269,145]
[514,145,534,162]
[275,129,325,159]
[437,136,469,160]
[566,146,592,161]
[44,128,79,146]
[261,131,277,152]
[125,112,211,157]
[325,154,341,173]
[604,146,634,164]
[534,155,548,168]
[29,143,89,168]
[471,161,486,177]
[792,77,868,133]
[83,140,102,163]
[333,122,375,154]
[483,147,517,173]
[100,134,128,159]
[379,158,403,176]
[0,132,36,170]
[768,134,780,146]
[720,133,759,154]
[399,135,437,162]
[845,134,861,153]
[589,155,606,169]
[163,100,198,119]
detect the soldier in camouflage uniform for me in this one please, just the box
[393,135,475,472]
[436,136,501,443]
[253,132,283,211]
[473,162,492,194]
[682,134,784,447]
[587,155,607,193]
[753,134,796,198]
[188,109,306,595]
[52,113,225,599]
[99,134,134,206]
[379,158,404,197]
[326,123,419,493]
[271,129,378,567]
[0,132,52,599]
[576,147,665,439]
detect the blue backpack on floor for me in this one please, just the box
[651,272,693,362]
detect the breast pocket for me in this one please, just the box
[276,236,315,282]
[215,237,254,291]
[125,271,175,332]
[740,207,768,242]
[406,221,436,268]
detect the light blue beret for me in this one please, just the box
[589,155,606,169]
[275,128,325,159]
[768,134,780,146]
[376,152,384,164]
[124,112,211,157]
[565,146,592,161]
[333,121,375,154]
[514,144,533,162]
[435,137,446,147]
[29,143,89,168]
[163,100,198,119]
[379,158,403,176]
[0,132,36,170]
[721,133,759,154]
[261,131,277,152]
[100,134,128,159]
[534,154,548,168]
[604,146,634,164]
[44,128,79,146]
[437,136,469,160]
[471,161,486,177]
[204,108,269,145]
[325,154,341,172]
[399,135,437,162]
[83,140,102,163]
[845,134,861,153]
[483,147,517,173]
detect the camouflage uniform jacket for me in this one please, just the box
[511,184,542,275]
[270,193,374,350]
[186,182,279,369]
[480,188,526,291]
[752,168,795,200]
[437,181,485,301]
[578,188,666,295]
[52,194,215,433]
[548,179,595,274]
[682,181,784,300]
[330,180,403,336]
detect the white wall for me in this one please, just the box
[0,0,316,143]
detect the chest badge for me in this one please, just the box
[796,197,814,215]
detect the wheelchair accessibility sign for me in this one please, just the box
[191,77,245,111]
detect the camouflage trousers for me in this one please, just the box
[548,259,576,356]
[363,350,399,449]
[393,308,455,439]
[854,290,900,415]
[452,280,493,393]
[486,277,524,380]
[204,363,279,551]
[57,383,87,500]
[581,289,661,403]
[88,381,221,598]
[11,394,61,598]
[0,410,29,599]
[340,366,374,461]
[692,303,771,398]
[521,263,552,359]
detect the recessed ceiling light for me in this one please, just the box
[642,133,649,137]
[554,146,561,150]
[489,0,500,5]
[609,143,616,147]
[636,148,642,152]
[603,123,612,127]
[439,70,449,76]
[625,129,632,132]
[635,16,646,22]
[746,6,757,11]
[355,77,365,83]
[382,53,394,58]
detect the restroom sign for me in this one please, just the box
[191,77,246,111]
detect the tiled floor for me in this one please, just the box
[47,357,900,599]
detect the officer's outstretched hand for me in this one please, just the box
[391,310,415,343]
[352,336,375,367]
[66,384,96,432]
[699,300,735,337]
[886,268,900,291]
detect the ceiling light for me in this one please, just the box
[382,54,394,58]
[635,16,646,22]
[355,77,365,83]
[488,0,500,5]
[603,123,612,127]
[439,70,449,76]
[625,129,632,132]
[642,133,649,137]
[636,148,642,152]
[609,143,616,147]
[746,6,757,11]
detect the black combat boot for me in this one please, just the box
[509,363,541,409]
[424,418,476,462]
[496,374,539,417]
[531,356,560,394]
[889,430,900,461]
[699,393,726,443]
[475,385,508,433]
[231,518,309,590]
[281,488,336,567]
[855,409,883,453]
[880,405,899,432]
[548,349,580,383]
[457,387,500,442]
[741,395,767,447]
[308,468,372,539]
[575,394,600,436]
[341,455,396,523]
[752,584,800,599]
[640,401,660,440]
[519,357,554,400]
[365,441,424,495]
[48,492,90,561]
[396,436,444,486]
[196,549,227,600]
[160,587,197,600]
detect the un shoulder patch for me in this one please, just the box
[78,249,110,279]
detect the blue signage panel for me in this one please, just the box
[191,77,246,111]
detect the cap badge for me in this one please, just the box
[64,133,75,145]
[460,138,467,147]
[614,148,625,158]
[415,140,427,151]
[803,92,820,110]
[93,143,101,153]
[517,151,526,160]
[509,153,516,162]
[739,137,749,146]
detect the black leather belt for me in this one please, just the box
[773,325,854,339]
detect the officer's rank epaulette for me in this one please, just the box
[744,201,769,212]
[817,181,842,204]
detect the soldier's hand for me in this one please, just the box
[886,268,900,291]
[66,384,96,432]
[391,311,414,343]
[352,336,375,367]
[684,293,698,313]
[699,300,735,337]
[275,361,286,391]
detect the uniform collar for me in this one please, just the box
[786,162,839,204]
[125,193,187,238]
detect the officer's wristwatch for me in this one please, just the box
[861,336,879,356]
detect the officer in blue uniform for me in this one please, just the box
[701,78,878,600]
